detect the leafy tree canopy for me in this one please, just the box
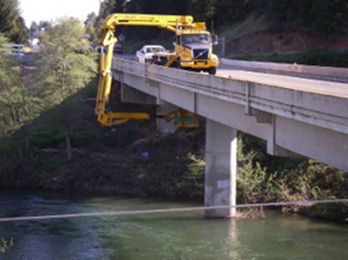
[0,0,28,43]
[36,18,97,105]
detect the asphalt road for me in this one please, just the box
[216,67,348,98]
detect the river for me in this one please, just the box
[0,189,347,260]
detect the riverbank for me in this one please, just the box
[0,83,347,222]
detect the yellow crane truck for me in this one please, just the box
[96,13,218,127]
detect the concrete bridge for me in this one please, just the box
[112,57,348,218]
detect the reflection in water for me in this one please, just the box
[0,190,347,260]
[227,220,240,259]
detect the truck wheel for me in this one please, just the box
[170,58,181,68]
[208,67,217,75]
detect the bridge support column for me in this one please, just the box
[156,100,177,133]
[204,119,238,218]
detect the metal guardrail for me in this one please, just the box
[3,44,24,56]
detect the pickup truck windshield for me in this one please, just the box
[146,47,166,53]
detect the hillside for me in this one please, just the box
[218,15,348,67]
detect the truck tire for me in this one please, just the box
[208,67,217,75]
[170,58,181,68]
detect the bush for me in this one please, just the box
[30,130,65,148]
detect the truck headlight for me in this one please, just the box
[182,57,191,62]
[211,56,218,62]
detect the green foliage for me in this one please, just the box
[237,136,279,203]
[0,0,28,43]
[0,34,11,56]
[36,18,97,101]
[0,34,41,137]
[99,0,117,18]
[236,133,348,221]
[264,0,347,34]
[129,132,204,198]
[0,0,17,33]
[0,18,98,165]
[35,18,97,138]
[38,157,68,173]
[84,12,98,44]
[29,130,65,148]
[173,152,204,197]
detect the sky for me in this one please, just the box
[19,0,100,27]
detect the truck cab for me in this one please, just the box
[176,31,219,75]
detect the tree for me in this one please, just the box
[0,0,28,43]
[84,12,98,43]
[0,33,41,158]
[264,0,348,34]
[0,33,19,136]
[35,18,97,160]
[14,15,28,43]
[98,0,116,19]
[0,0,18,35]
[114,0,126,12]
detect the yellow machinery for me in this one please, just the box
[96,13,217,127]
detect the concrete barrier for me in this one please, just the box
[221,58,348,83]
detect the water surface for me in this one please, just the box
[0,190,347,259]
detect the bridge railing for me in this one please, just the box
[2,44,24,56]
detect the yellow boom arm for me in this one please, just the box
[95,13,201,127]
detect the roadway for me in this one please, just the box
[216,67,348,98]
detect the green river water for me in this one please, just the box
[0,190,347,260]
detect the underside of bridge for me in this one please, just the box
[116,81,240,217]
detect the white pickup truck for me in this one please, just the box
[135,45,167,63]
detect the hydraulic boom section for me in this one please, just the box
[102,13,194,32]
[96,13,217,127]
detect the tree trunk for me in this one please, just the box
[22,125,31,160]
[65,129,72,160]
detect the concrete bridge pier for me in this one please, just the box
[156,100,177,133]
[205,119,238,218]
